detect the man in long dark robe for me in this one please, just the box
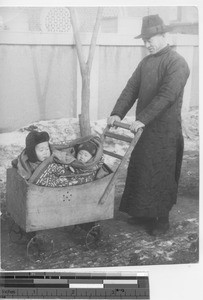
[107,14,190,236]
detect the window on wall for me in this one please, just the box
[101,17,118,33]
[0,6,198,35]
[169,7,198,35]
[0,7,73,33]
[77,7,119,33]
[176,6,198,23]
[0,7,120,34]
[39,7,72,33]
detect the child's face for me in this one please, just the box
[35,141,51,162]
[77,150,92,163]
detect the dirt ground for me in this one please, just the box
[0,149,199,271]
[0,109,199,271]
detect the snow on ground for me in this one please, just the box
[0,116,129,186]
[0,110,199,268]
[0,110,199,191]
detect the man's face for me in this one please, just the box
[35,141,51,162]
[143,34,164,54]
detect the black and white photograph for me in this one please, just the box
[0,3,200,285]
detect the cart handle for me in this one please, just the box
[112,120,131,130]
[101,121,131,143]
[98,127,143,205]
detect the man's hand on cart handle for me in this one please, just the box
[107,115,121,127]
[107,116,145,133]
[129,120,145,133]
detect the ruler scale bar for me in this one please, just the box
[0,272,150,299]
[0,288,150,299]
[1,276,147,280]
[0,288,150,295]
[104,285,139,289]
[34,279,69,284]
[69,279,103,283]
[1,272,148,278]
[103,280,138,284]
[69,284,104,289]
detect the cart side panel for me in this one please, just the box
[26,174,115,232]
[6,168,27,231]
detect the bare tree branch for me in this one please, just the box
[69,7,86,73]
[87,7,104,71]
[69,7,103,136]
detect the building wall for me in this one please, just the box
[98,46,145,118]
[0,32,199,132]
[190,46,199,107]
[0,43,77,132]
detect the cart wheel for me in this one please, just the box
[85,224,101,250]
[25,231,37,241]
[9,221,24,243]
[27,235,54,262]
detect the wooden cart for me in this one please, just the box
[6,122,142,258]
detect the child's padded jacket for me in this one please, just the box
[12,135,109,187]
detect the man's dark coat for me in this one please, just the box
[111,45,190,218]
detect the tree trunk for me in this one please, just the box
[79,69,91,136]
[70,7,103,137]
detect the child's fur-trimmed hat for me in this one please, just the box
[77,140,97,157]
[25,130,50,163]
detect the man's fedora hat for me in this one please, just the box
[135,14,170,39]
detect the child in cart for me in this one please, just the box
[12,130,109,187]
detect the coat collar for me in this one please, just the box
[149,44,171,57]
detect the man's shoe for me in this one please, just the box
[145,218,158,235]
[149,219,170,236]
